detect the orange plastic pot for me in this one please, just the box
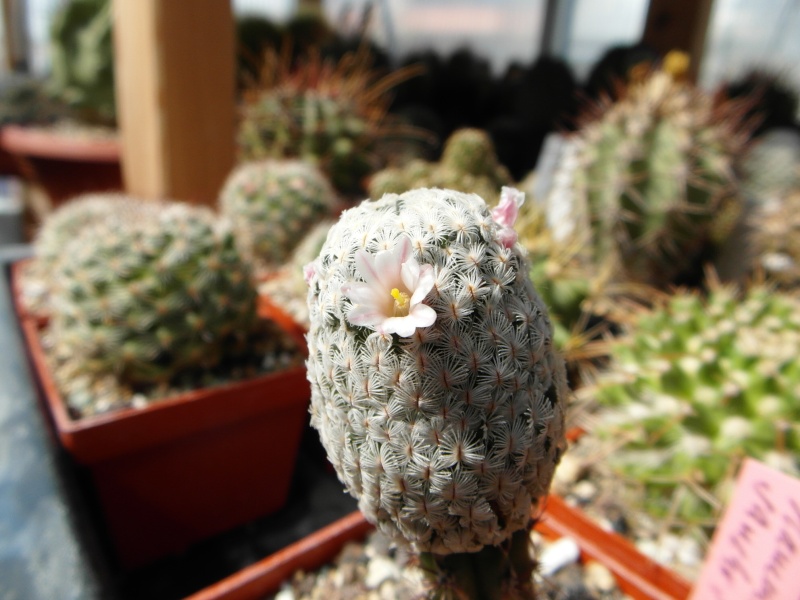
[256,292,308,350]
[186,496,692,600]
[20,317,311,569]
[0,125,123,207]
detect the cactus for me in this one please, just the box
[748,189,800,286]
[237,46,425,196]
[589,282,800,531]
[555,54,750,288]
[20,193,135,317]
[367,128,512,204]
[219,159,336,271]
[48,0,116,126]
[304,187,568,597]
[48,201,262,396]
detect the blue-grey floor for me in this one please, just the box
[0,248,357,600]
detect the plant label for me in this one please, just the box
[690,458,800,600]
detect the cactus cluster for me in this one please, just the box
[219,159,337,271]
[305,187,567,596]
[589,283,800,528]
[368,128,512,204]
[552,54,749,288]
[45,201,272,414]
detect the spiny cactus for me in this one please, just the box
[304,187,567,597]
[219,159,336,271]
[554,53,750,288]
[589,282,800,531]
[21,193,135,317]
[367,128,512,204]
[237,46,424,196]
[49,202,261,392]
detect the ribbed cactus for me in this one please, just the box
[305,187,567,597]
[590,283,800,529]
[219,159,336,270]
[556,54,749,288]
[368,129,512,205]
[49,202,260,392]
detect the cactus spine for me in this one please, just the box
[305,187,567,597]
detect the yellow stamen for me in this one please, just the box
[663,50,690,79]
[391,288,409,307]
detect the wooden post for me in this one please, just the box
[112,0,236,206]
[642,0,715,81]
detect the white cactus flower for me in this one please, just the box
[341,237,437,337]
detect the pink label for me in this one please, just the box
[690,458,800,600]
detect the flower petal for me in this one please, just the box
[491,187,525,229]
[341,281,384,307]
[409,303,437,327]
[354,249,384,288]
[347,304,384,328]
[408,263,435,306]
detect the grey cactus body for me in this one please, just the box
[304,188,567,556]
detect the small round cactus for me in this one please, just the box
[219,159,336,270]
[590,283,800,528]
[50,201,260,389]
[367,129,512,204]
[305,187,568,596]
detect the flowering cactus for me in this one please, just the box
[305,187,568,597]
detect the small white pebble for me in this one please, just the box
[365,556,401,589]
[572,480,597,503]
[583,560,616,593]
[274,587,295,600]
[538,537,580,576]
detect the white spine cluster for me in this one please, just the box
[305,188,567,554]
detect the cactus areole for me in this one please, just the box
[305,187,568,597]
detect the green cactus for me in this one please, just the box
[590,283,800,529]
[48,0,116,126]
[48,202,262,395]
[555,63,749,288]
[21,194,134,317]
[219,159,336,271]
[305,187,568,598]
[367,128,512,204]
[236,46,424,196]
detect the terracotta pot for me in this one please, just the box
[19,317,311,569]
[0,124,123,207]
[186,496,692,600]
[8,259,49,327]
[257,292,308,350]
